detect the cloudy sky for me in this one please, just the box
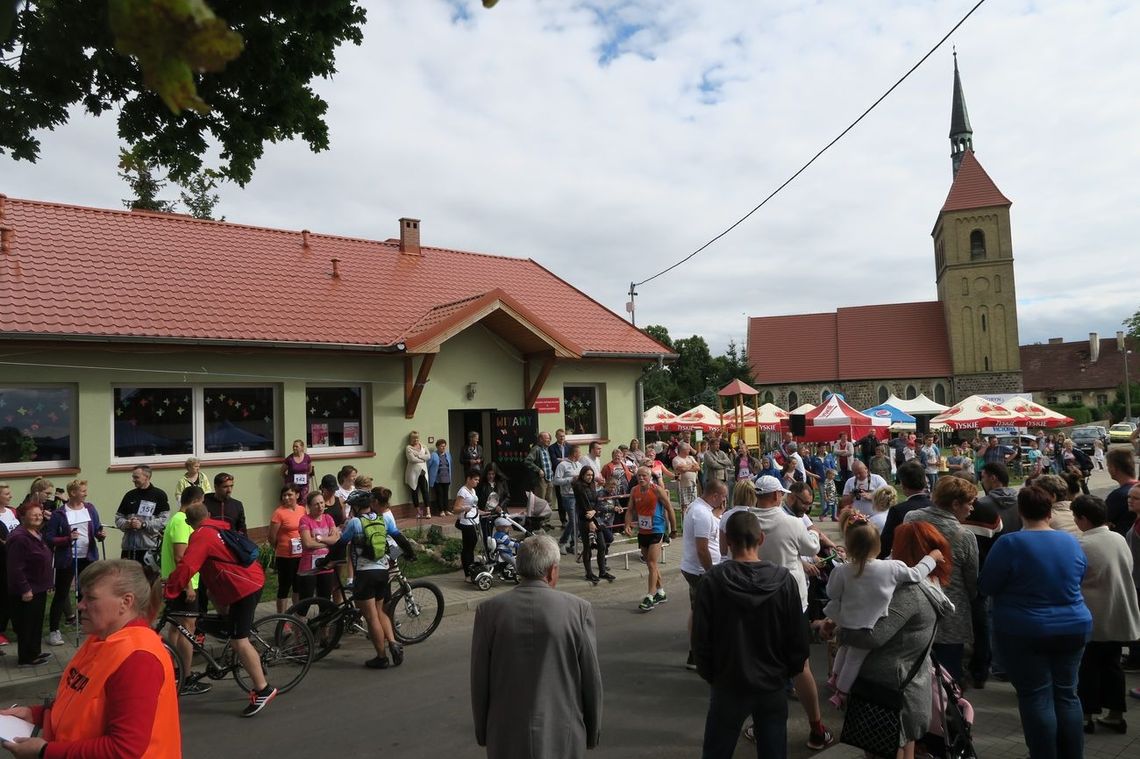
[3,0,1138,353]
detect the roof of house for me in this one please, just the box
[747,301,953,384]
[0,195,670,357]
[939,150,1011,213]
[1020,337,1140,392]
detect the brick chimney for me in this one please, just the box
[1089,332,1100,363]
[399,218,421,256]
[1048,337,1064,345]
[0,226,12,254]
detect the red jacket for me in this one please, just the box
[164,518,264,606]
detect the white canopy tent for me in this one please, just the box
[886,393,949,415]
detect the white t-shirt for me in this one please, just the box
[0,508,19,532]
[922,444,941,474]
[66,505,92,558]
[672,455,698,487]
[790,452,806,480]
[680,499,720,575]
[842,474,890,515]
[457,486,480,526]
[869,510,889,533]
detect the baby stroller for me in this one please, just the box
[471,511,529,591]
[918,661,977,759]
[807,548,846,624]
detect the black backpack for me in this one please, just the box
[202,524,260,567]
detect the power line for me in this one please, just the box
[630,0,989,304]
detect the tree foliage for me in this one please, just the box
[640,326,756,412]
[1124,306,1140,341]
[2,1,368,185]
[179,168,223,219]
[118,146,176,212]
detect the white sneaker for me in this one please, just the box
[47,630,65,646]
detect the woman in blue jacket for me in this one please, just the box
[980,484,1091,759]
[43,479,104,646]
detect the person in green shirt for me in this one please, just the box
[162,485,207,695]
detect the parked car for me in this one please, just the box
[1070,427,1105,455]
[1109,422,1137,443]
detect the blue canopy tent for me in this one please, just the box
[861,403,916,425]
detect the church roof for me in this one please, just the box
[940,150,1011,213]
[747,301,953,384]
[949,54,972,138]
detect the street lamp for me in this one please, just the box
[1119,330,1133,422]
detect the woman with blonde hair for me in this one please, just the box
[44,479,106,646]
[404,430,431,516]
[175,456,211,500]
[869,485,897,533]
[0,560,181,757]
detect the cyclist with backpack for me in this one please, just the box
[163,505,278,717]
[337,487,416,669]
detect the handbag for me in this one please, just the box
[839,617,938,758]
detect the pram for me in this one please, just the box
[485,489,553,534]
[918,661,977,759]
[471,509,530,591]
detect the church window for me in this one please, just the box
[787,391,799,410]
[961,278,968,295]
[934,384,947,405]
[905,385,917,400]
[984,356,990,371]
[821,388,833,402]
[994,274,1002,293]
[969,230,986,260]
[877,386,889,404]
[981,314,987,332]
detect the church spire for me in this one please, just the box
[949,50,973,177]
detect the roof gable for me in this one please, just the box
[1020,337,1140,392]
[0,196,669,357]
[939,151,1011,213]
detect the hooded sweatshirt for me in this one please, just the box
[978,487,1019,537]
[692,559,810,693]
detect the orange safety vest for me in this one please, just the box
[47,624,181,757]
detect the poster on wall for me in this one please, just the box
[310,423,329,446]
[491,410,539,465]
[343,421,361,446]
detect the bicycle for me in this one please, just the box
[287,555,444,662]
[155,604,316,696]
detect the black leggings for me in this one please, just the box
[458,523,478,577]
[431,483,450,515]
[580,524,611,576]
[409,472,430,510]
[295,571,337,600]
[50,558,90,631]
[12,592,46,664]
[276,556,302,599]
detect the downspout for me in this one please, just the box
[635,376,645,443]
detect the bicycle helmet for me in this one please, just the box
[345,489,373,513]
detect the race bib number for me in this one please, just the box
[293,474,308,486]
[290,537,303,556]
[136,500,156,518]
[637,514,653,531]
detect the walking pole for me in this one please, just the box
[73,536,81,647]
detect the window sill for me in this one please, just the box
[0,465,81,478]
[310,450,376,462]
[107,450,376,473]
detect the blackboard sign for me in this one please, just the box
[492,409,539,506]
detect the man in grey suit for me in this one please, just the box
[471,534,603,758]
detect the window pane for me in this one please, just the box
[204,387,276,453]
[877,386,889,404]
[306,386,364,447]
[787,391,799,410]
[0,386,75,466]
[563,386,598,436]
[114,387,193,458]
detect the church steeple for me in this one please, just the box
[949,51,973,177]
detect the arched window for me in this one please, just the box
[970,229,986,260]
[934,384,947,405]
[877,385,889,404]
[984,356,990,371]
[981,313,987,332]
[821,388,832,402]
[762,390,774,404]
[905,385,917,400]
[787,391,799,410]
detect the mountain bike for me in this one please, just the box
[155,604,315,696]
[287,555,444,662]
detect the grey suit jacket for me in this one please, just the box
[471,579,603,758]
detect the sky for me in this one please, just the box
[3,0,1138,354]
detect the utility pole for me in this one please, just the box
[626,282,638,326]
[1119,330,1133,421]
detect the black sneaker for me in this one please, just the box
[365,656,390,669]
[685,651,697,671]
[180,681,212,696]
[240,685,277,717]
[388,642,404,667]
[806,723,834,750]
[600,572,616,582]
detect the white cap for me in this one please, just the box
[754,475,790,495]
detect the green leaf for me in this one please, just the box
[1,0,18,43]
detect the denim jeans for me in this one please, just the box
[558,494,578,550]
[702,686,788,759]
[995,633,1085,759]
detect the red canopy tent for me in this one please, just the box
[798,395,888,443]
[642,405,681,432]
[1003,397,1075,428]
[929,395,1029,430]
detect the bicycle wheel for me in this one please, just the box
[161,640,185,696]
[386,581,444,645]
[286,597,345,663]
[233,613,315,694]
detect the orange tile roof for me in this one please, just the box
[748,301,952,384]
[0,196,670,357]
[940,151,1011,213]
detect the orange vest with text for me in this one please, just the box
[47,624,181,757]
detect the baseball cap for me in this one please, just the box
[754,475,790,494]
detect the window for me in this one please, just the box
[970,229,986,260]
[820,388,832,402]
[0,386,77,471]
[306,386,366,449]
[1069,394,1083,405]
[787,391,799,409]
[113,385,278,462]
[877,385,889,404]
[1047,395,1059,405]
[981,314,987,332]
[905,385,917,400]
[934,384,947,405]
[1097,394,1109,407]
[762,391,774,404]
[563,385,601,438]
[984,356,990,371]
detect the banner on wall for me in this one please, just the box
[310,423,329,446]
[343,421,361,446]
[533,397,561,414]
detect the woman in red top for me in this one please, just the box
[269,486,306,613]
[1,559,181,759]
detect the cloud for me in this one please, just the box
[2,0,1138,353]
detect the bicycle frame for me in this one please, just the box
[156,610,236,680]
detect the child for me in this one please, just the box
[491,517,519,568]
[824,513,943,708]
[820,469,839,521]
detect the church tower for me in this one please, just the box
[933,55,1023,396]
